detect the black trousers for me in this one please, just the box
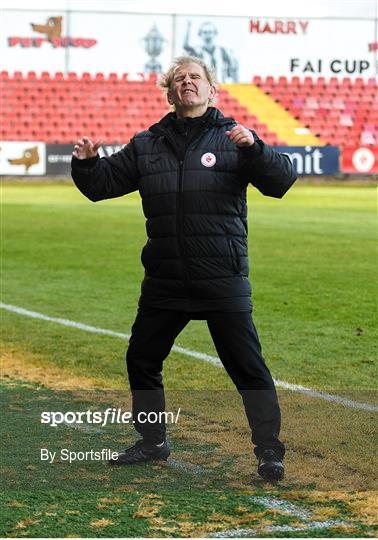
[126,307,285,459]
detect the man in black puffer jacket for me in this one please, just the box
[71,56,297,481]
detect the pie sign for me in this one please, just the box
[201,152,216,167]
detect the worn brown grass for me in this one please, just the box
[1,346,117,391]
[2,344,377,531]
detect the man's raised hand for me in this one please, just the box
[225,124,254,147]
[72,136,103,159]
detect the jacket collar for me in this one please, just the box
[149,107,236,135]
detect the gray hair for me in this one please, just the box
[157,55,217,109]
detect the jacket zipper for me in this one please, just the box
[177,157,192,290]
[176,129,214,289]
[154,126,212,291]
[156,132,192,290]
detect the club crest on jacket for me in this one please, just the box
[201,152,216,167]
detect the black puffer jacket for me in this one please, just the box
[71,107,297,312]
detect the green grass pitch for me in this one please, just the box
[1,180,377,537]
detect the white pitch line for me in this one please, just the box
[167,458,208,475]
[63,420,105,434]
[275,380,377,412]
[210,528,257,538]
[213,497,347,537]
[267,520,346,532]
[250,495,312,519]
[0,303,130,340]
[211,520,346,537]
[1,302,377,413]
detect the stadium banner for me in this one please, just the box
[1,9,376,80]
[44,144,341,177]
[0,141,46,175]
[174,16,376,81]
[341,146,378,174]
[275,146,340,175]
[45,144,124,174]
[1,10,173,76]
[46,144,73,175]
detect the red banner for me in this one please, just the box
[341,146,378,173]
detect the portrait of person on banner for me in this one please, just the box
[183,20,239,82]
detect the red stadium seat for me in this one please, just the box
[277,76,287,86]
[341,77,353,87]
[40,72,51,81]
[0,71,373,147]
[252,75,262,86]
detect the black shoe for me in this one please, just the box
[257,449,284,481]
[109,439,170,466]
